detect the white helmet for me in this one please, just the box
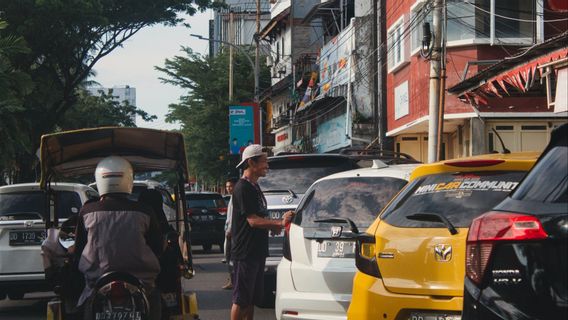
[95,156,134,196]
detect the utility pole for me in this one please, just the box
[255,0,262,145]
[372,0,379,144]
[377,0,387,149]
[437,0,447,160]
[427,0,443,163]
[229,10,234,100]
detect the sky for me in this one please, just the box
[92,10,213,131]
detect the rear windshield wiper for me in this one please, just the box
[314,217,360,234]
[263,189,298,198]
[406,212,458,235]
[1,212,44,221]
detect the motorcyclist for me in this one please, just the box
[73,156,163,319]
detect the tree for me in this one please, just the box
[58,87,157,130]
[157,47,270,184]
[0,20,32,184]
[0,0,220,182]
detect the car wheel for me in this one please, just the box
[8,292,24,300]
[218,243,224,253]
[0,291,6,300]
[202,243,212,252]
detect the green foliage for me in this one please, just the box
[58,87,157,130]
[157,47,270,184]
[0,0,218,182]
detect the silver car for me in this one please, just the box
[0,183,98,300]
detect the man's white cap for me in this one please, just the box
[237,144,266,168]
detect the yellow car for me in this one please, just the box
[348,152,539,320]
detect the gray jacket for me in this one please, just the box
[74,196,162,305]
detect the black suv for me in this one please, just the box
[463,123,568,320]
[185,192,227,252]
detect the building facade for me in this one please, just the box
[385,0,568,162]
[210,0,271,57]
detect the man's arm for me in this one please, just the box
[246,211,294,231]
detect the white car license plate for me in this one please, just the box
[317,240,355,258]
[409,313,461,320]
[9,230,46,246]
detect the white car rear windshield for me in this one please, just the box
[0,191,82,220]
[296,177,408,228]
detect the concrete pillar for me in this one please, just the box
[471,118,486,155]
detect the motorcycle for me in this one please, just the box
[40,127,200,320]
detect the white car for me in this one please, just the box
[275,160,419,320]
[0,183,98,300]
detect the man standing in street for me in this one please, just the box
[230,145,294,320]
[222,178,236,290]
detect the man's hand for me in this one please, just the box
[282,211,295,226]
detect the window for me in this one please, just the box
[387,16,407,72]
[0,191,82,220]
[296,177,408,228]
[381,171,526,228]
[513,146,568,204]
[410,0,540,54]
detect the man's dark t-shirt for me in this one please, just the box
[231,178,269,260]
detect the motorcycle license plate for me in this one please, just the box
[95,311,142,320]
[317,240,355,258]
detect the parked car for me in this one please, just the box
[275,160,418,320]
[348,152,539,320]
[256,153,361,307]
[463,124,568,320]
[185,191,227,252]
[0,183,98,300]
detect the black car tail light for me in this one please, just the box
[466,211,548,284]
[283,221,292,261]
[355,233,381,278]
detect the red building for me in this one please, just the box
[385,0,568,162]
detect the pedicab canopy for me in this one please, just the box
[39,127,189,188]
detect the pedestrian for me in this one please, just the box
[74,156,164,320]
[230,145,294,320]
[222,178,236,290]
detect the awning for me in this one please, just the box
[303,0,338,23]
[296,96,345,113]
[448,32,568,105]
[259,8,290,39]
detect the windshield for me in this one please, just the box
[186,194,226,208]
[512,146,568,204]
[0,191,82,220]
[382,171,526,228]
[296,177,408,228]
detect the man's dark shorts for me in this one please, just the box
[232,257,265,307]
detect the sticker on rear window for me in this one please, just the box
[414,178,519,195]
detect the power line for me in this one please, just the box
[464,0,568,23]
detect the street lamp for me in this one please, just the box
[190,34,259,104]
[190,34,262,146]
